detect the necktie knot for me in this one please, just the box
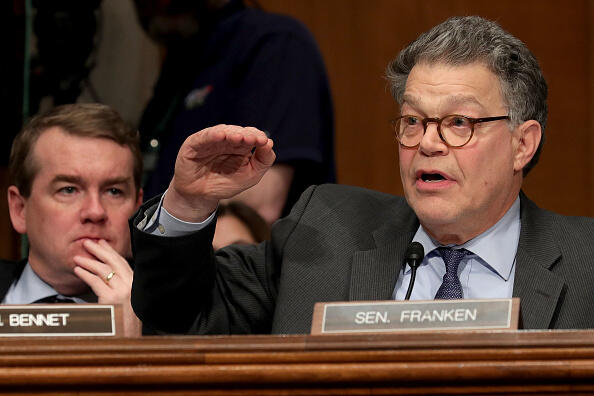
[32,295,76,304]
[435,247,468,299]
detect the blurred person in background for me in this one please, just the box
[213,201,271,250]
[134,0,335,224]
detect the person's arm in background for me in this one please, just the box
[223,164,293,225]
[228,22,334,224]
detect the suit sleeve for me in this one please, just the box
[130,186,318,334]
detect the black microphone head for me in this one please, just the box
[405,241,424,267]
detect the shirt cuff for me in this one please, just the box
[143,190,217,237]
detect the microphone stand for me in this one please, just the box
[404,264,418,300]
[403,242,424,300]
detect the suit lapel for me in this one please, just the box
[0,260,26,301]
[513,193,564,329]
[349,209,418,301]
[346,191,565,328]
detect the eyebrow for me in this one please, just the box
[402,94,485,110]
[401,94,422,107]
[446,94,484,108]
[51,175,133,187]
[51,175,83,185]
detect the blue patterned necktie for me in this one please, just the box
[434,247,468,299]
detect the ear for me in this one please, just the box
[7,186,28,234]
[135,188,144,210]
[513,120,542,173]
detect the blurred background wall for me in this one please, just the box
[1,0,592,259]
[256,0,594,220]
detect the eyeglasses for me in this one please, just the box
[391,114,510,148]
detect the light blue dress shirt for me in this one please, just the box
[143,193,521,301]
[139,191,215,236]
[1,263,88,304]
[392,197,520,300]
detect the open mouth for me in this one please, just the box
[420,173,447,182]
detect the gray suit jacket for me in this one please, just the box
[131,184,594,334]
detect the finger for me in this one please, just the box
[73,255,128,285]
[73,265,110,296]
[243,127,270,146]
[191,125,268,152]
[227,127,269,146]
[209,124,267,140]
[221,135,266,156]
[186,133,254,159]
[252,138,276,169]
[183,126,228,155]
[192,125,265,146]
[73,265,131,305]
[81,240,132,275]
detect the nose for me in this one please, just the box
[418,121,448,157]
[80,193,107,223]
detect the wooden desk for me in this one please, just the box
[1,330,594,394]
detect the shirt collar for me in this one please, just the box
[409,196,521,281]
[2,262,91,304]
[3,262,57,304]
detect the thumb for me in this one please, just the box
[253,139,276,169]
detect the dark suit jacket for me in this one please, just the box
[131,184,594,334]
[0,261,117,305]
[0,260,26,302]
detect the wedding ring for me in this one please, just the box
[105,271,116,283]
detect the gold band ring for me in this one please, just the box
[105,271,116,283]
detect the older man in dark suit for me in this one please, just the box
[130,16,594,334]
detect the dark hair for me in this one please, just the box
[218,201,271,243]
[386,16,548,175]
[9,103,143,197]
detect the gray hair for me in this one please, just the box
[386,16,547,175]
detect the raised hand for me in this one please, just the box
[73,239,141,337]
[164,125,275,222]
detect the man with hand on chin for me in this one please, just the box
[131,16,594,335]
[2,103,143,336]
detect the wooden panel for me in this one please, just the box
[258,0,594,217]
[1,331,594,394]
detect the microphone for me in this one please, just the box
[404,241,424,300]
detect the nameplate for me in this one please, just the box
[0,305,120,337]
[311,298,519,334]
